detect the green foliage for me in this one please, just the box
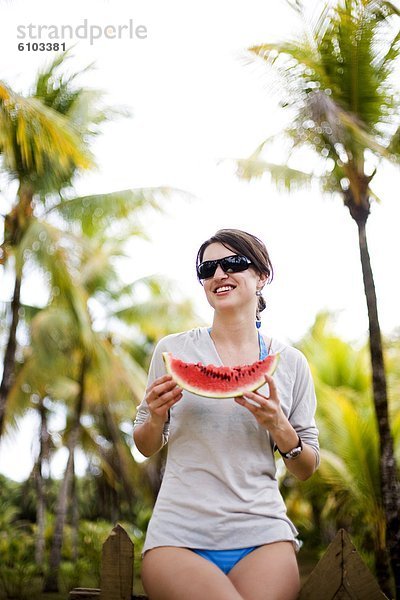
[238,0,400,201]
[0,49,126,193]
[0,498,146,599]
[0,500,40,600]
[0,475,20,509]
[0,49,198,596]
[0,79,92,193]
[57,520,109,590]
[284,313,399,577]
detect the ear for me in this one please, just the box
[257,273,268,288]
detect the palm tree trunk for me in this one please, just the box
[357,218,400,598]
[71,457,79,563]
[103,405,136,509]
[0,275,21,436]
[0,184,33,436]
[35,398,49,567]
[35,465,46,568]
[43,356,87,593]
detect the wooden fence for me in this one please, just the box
[69,525,388,600]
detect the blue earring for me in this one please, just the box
[256,289,262,329]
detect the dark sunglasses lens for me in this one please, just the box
[198,255,250,279]
[198,261,217,279]
[221,256,249,272]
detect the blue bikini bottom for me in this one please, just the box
[191,546,259,574]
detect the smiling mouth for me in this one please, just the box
[214,285,235,294]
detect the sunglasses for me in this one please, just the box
[197,254,252,280]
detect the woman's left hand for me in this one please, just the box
[234,373,288,433]
[235,373,318,481]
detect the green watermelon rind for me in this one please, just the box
[162,352,279,399]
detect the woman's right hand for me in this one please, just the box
[146,374,183,423]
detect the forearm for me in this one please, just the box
[133,415,166,457]
[133,375,182,457]
[281,442,318,480]
[271,423,318,481]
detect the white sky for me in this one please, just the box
[1,0,399,481]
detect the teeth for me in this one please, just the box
[215,286,234,293]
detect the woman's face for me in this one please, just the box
[200,242,267,314]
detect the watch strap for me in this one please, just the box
[275,435,303,459]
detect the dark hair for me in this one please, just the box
[196,229,273,319]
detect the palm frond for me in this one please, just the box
[114,297,198,342]
[33,50,130,127]
[250,36,334,95]
[240,0,400,211]
[45,376,80,403]
[30,306,82,364]
[236,157,313,191]
[386,123,400,156]
[5,360,43,430]
[0,82,93,189]
[15,219,96,350]
[368,187,384,203]
[0,301,42,323]
[46,187,174,236]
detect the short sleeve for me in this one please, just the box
[289,352,320,468]
[133,339,170,447]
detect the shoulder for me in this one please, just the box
[282,346,310,369]
[266,336,307,364]
[154,327,207,354]
[264,335,311,376]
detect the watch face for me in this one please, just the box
[278,436,303,459]
[289,447,302,458]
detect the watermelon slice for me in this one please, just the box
[162,352,279,398]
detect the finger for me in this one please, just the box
[152,379,182,399]
[150,384,182,408]
[152,390,183,415]
[264,374,277,397]
[169,391,183,405]
[234,396,261,413]
[242,390,268,406]
[147,374,173,392]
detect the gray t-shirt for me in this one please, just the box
[133,327,319,553]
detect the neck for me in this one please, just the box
[210,311,259,345]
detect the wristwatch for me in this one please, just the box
[276,436,303,460]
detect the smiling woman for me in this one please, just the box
[196,229,273,336]
[133,228,319,600]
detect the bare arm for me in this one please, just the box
[133,375,182,457]
[267,420,318,481]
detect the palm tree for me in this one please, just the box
[5,234,197,591]
[0,51,194,592]
[0,52,175,437]
[237,1,400,593]
[0,54,95,436]
[5,298,144,592]
[291,313,398,595]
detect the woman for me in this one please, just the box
[133,229,319,600]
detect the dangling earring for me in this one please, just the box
[256,289,262,328]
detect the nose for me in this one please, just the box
[213,264,228,278]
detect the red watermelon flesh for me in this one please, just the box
[162,352,279,398]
